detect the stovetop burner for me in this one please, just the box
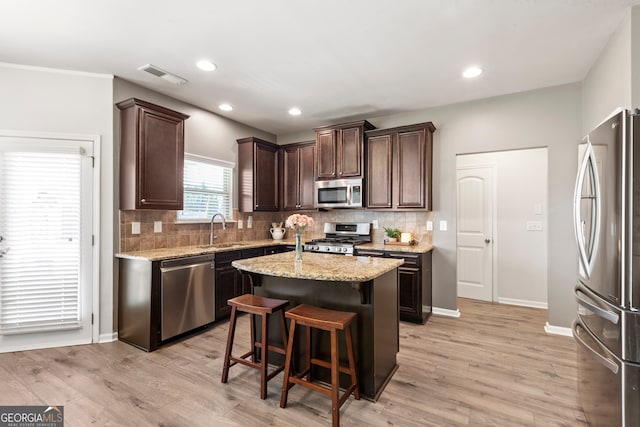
[304,222,371,255]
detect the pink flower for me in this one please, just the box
[285,214,314,232]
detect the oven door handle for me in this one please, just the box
[572,320,619,374]
[575,282,619,325]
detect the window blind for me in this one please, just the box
[178,154,234,220]
[0,152,81,333]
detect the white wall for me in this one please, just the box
[457,148,548,307]
[582,10,632,134]
[0,63,115,340]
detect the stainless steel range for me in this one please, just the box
[303,222,371,255]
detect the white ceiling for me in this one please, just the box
[1,0,638,135]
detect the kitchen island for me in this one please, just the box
[232,251,403,401]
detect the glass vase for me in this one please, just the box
[295,230,303,263]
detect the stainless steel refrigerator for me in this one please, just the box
[573,108,640,426]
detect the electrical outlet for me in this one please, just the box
[426,221,433,231]
[131,222,140,235]
[154,221,162,233]
[237,219,243,229]
[526,221,543,231]
[439,220,448,231]
[372,220,379,229]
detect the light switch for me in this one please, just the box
[426,221,433,231]
[439,220,447,231]
[237,219,243,229]
[154,221,162,233]
[534,203,543,215]
[247,216,253,229]
[131,222,140,235]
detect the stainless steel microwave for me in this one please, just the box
[314,178,363,208]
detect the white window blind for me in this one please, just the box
[178,154,234,221]
[0,151,82,333]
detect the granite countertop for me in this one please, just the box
[115,239,295,261]
[232,251,403,282]
[356,242,434,253]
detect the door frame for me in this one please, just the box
[0,129,101,345]
[455,162,498,302]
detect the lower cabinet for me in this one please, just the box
[356,249,432,324]
[215,245,293,321]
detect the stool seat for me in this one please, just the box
[221,293,289,400]
[228,294,289,315]
[285,304,356,331]
[280,304,359,427]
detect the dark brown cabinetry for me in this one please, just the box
[365,122,436,210]
[355,249,432,324]
[282,141,316,211]
[237,137,279,212]
[117,98,189,210]
[215,246,291,320]
[313,120,375,180]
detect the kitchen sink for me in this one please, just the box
[199,243,251,249]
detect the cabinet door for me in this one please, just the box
[282,146,299,210]
[298,143,316,209]
[338,127,362,177]
[366,134,393,208]
[396,129,426,209]
[316,129,336,179]
[254,143,279,211]
[398,266,421,318]
[215,266,238,320]
[137,107,185,209]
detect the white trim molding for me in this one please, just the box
[544,322,573,337]
[99,332,118,343]
[0,61,114,79]
[433,307,461,318]
[498,297,548,309]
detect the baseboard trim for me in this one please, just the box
[98,332,118,343]
[544,322,573,337]
[433,307,461,318]
[498,297,548,309]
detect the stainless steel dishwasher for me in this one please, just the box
[160,254,215,341]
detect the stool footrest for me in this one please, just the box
[254,341,287,355]
[288,377,332,397]
[310,357,353,375]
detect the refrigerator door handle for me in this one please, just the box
[573,321,620,374]
[573,141,602,278]
[575,283,620,324]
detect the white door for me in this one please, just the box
[456,166,494,301]
[0,133,96,353]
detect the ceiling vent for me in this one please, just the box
[138,64,188,85]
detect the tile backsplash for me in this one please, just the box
[119,209,433,252]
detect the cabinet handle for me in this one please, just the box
[141,198,146,203]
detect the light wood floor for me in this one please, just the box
[0,298,587,426]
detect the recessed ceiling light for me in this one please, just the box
[463,66,483,78]
[196,60,217,71]
[219,103,233,111]
[288,107,302,116]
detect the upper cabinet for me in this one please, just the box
[282,141,316,211]
[237,137,279,212]
[365,122,436,210]
[117,98,189,210]
[313,120,375,180]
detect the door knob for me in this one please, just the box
[485,238,491,244]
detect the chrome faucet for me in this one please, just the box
[210,212,227,245]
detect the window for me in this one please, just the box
[177,154,234,221]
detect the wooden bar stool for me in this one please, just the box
[280,304,359,427]
[221,294,289,399]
